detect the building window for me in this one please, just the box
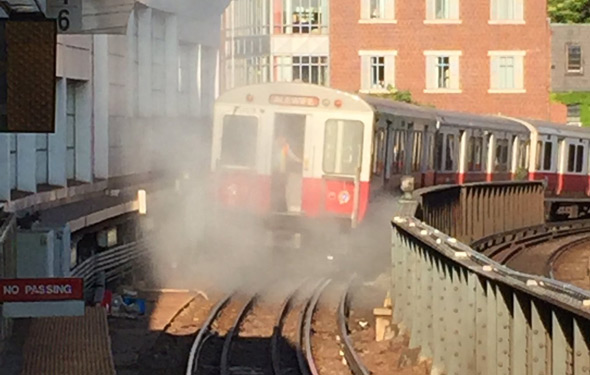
[424,51,460,92]
[426,0,459,21]
[437,57,450,88]
[360,0,395,20]
[36,135,49,185]
[274,55,329,85]
[567,44,583,74]
[66,81,77,181]
[360,51,396,92]
[279,0,327,34]
[151,11,166,116]
[490,0,523,22]
[489,51,525,92]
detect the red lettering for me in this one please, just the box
[269,94,319,107]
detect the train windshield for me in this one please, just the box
[323,119,364,175]
[220,115,258,168]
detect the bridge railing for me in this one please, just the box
[417,181,546,244]
[391,181,590,375]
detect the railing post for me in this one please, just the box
[573,318,590,374]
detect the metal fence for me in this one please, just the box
[417,181,546,244]
[0,214,16,343]
[391,183,590,375]
[71,241,147,295]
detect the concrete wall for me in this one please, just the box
[551,24,590,92]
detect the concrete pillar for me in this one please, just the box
[75,82,92,182]
[164,14,178,117]
[137,7,152,118]
[16,134,36,192]
[126,10,137,118]
[0,135,10,200]
[49,78,67,186]
[93,35,109,179]
[190,45,202,117]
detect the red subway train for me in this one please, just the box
[209,82,590,237]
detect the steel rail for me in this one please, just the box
[548,235,590,279]
[185,292,234,375]
[220,295,258,375]
[302,278,332,375]
[338,277,370,375]
[271,279,310,375]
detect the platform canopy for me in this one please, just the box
[0,0,231,34]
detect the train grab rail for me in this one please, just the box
[392,180,590,375]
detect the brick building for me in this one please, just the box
[222,0,553,120]
[331,0,552,119]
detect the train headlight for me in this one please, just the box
[338,190,350,205]
[227,184,238,197]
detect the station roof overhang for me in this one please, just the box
[0,0,231,34]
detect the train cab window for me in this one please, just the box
[323,119,364,175]
[567,144,585,173]
[445,134,455,171]
[220,115,258,167]
[468,136,484,172]
[495,138,509,172]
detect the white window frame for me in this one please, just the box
[425,0,461,24]
[489,0,525,24]
[359,50,397,93]
[424,50,462,93]
[360,0,396,23]
[488,51,526,94]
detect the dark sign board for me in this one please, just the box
[0,19,57,133]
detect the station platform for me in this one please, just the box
[1,307,115,375]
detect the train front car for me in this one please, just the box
[209,83,374,249]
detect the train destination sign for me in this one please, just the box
[269,94,320,107]
[0,278,84,302]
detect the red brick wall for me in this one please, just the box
[550,102,567,124]
[330,0,552,120]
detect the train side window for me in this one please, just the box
[392,129,406,174]
[220,115,258,167]
[543,142,553,171]
[468,136,483,172]
[323,119,364,175]
[445,134,455,171]
[435,133,444,170]
[518,140,529,169]
[567,144,576,173]
[412,132,423,172]
[372,129,385,175]
[576,145,585,173]
[495,138,509,172]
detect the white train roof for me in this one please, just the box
[518,118,590,139]
[362,95,529,134]
[216,83,374,114]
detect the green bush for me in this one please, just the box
[550,91,590,126]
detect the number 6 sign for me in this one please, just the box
[46,0,82,33]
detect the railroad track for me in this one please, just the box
[471,220,590,283]
[185,278,370,375]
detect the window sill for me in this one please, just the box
[488,89,526,94]
[565,71,584,76]
[359,89,390,94]
[488,20,525,25]
[423,19,462,25]
[423,88,462,94]
[358,19,398,24]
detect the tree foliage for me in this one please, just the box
[548,0,590,23]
